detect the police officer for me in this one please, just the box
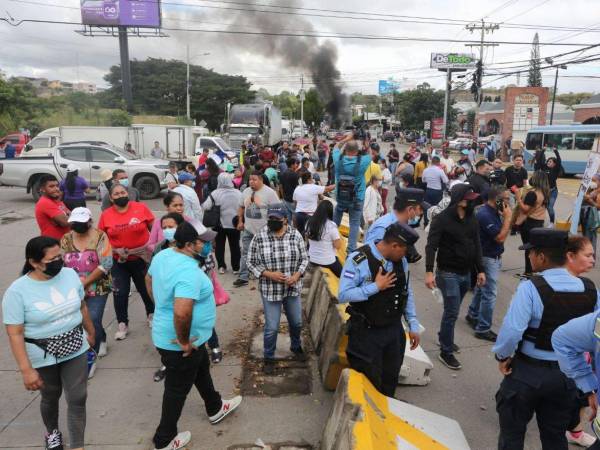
[493,228,599,450]
[338,222,421,397]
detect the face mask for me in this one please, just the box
[267,219,284,232]
[163,228,176,241]
[408,216,421,227]
[114,196,129,208]
[200,241,212,257]
[71,222,90,234]
[119,178,129,188]
[43,258,63,278]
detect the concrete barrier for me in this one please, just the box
[309,269,335,353]
[321,369,471,450]
[304,267,324,319]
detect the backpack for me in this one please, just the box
[336,152,362,205]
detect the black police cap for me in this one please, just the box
[394,187,430,211]
[384,222,419,246]
[518,228,568,251]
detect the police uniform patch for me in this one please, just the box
[343,271,355,279]
[352,252,367,264]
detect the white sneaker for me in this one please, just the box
[147,313,154,328]
[218,267,225,274]
[114,322,128,340]
[232,270,239,275]
[154,430,191,450]
[98,341,108,357]
[566,430,597,447]
[88,360,97,379]
[208,396,242,424]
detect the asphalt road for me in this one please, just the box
[0,144,594,449]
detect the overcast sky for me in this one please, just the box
[1,0,599,96]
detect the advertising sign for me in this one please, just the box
[431,118,444,139]
[378,79,400,95]
[424,120,431,130]
[430,53,477,70]
[81,0,161,27]
[570,138,600,234]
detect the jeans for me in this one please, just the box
[262,295,302,359]
[520,218,545,274]
[215,227,240,271]
[85,294,108,353]
[548,187,558,223]
[318,155,327,171]
[237,230,255,281]
[389,162,398,182]
[467,257,501,332]
[283,200,295,224]
[153,347,222,449]
[111,258,154,325]
[333,200,364,254]
[38,353,87,448]
[437,270,471,354]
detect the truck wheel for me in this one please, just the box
[135,175,160,199]
[30,178,42,202]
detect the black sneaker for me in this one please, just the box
[291,347,308,362]
[474,330,498,342]
[210,347,223,364]
[153,366,166,382]
[263,358,276,375]
[465,315,478,329]
[438,352,462,370]
[45,429,63,450]
[437,342,461,353]
[233,278,248,287]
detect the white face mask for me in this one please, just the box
[591,182,598,190]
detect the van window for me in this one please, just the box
[525,132,542,150]
[59,147,88,162]
[542,133,573,150]
[575,133,597,151]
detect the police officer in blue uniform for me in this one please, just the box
[338,222,421,397]
[492,228,600,450]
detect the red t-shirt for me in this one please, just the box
[35,196,70,240]
[98,201,154,253]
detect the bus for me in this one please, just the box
[524,125,600,175]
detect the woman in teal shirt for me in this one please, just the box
[3,236,95,450]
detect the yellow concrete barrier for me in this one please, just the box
[321,369,471,450]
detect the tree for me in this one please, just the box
[555,92,593,107]
[394,83,456,131]
[303,88,325,127]
[466,110,476,133]
[528,33,543,87]
[102,58,255,130]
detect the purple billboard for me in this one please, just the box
[80,0,161,27]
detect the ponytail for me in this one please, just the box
[22,236,60,275]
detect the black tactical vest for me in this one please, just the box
[523,275,596,351]
[347,245,408,327]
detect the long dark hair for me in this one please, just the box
[22,236,60,275]
[306,201,333,241]
[206,158,220,176]
[66,170,78,195]
[163,191,183,208]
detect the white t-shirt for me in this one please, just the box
[293,184,325,214]
[308,220,340,265]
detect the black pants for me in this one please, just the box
[519,218,545,274]
[496,356,578,450]
[295,212,310,236]
[112,257,154,324]
[63,198,86,211]
[153,346,222,448]
[311,259,343,278]
[346,317,406,397]
[215,227,240,271]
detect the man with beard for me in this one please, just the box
[425,184,486,370]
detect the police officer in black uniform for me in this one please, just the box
[338,222,422,397]
[492,228,599,449]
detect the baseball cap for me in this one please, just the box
[384,222,419,246]
[267,203,287,219]
[178,172,195,183]
[66,163,80,173]
[519,228,568,251]
[394,187,430,210]
[68,207,92,223]
[450,183,480,201]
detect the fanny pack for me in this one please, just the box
[25,324,84,360]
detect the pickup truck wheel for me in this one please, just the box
[30,179,42,202]
[135,175,160,199]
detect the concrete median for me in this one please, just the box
[321,369,471,450]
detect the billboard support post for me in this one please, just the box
[442,69,451,140]
[118,26,133,112]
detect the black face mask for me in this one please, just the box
[267,219,284,232]
[71,222,90,234]
[113,196,129,208]
[465,200,476,216]
[43,258,63,278]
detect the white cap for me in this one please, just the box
[66,163,80,173]
[68,207,92,223]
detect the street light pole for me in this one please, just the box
[186,44,191,121]
[545,57,567,125]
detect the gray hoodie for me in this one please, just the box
[203,173,242,229]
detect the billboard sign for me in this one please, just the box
[378,79,400,95]
[430,53,477,70]
[431,118,444,139]
[81,0,161,27]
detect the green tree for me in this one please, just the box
[303,88,325,127]
[528,33,543,87]
[395,83,456,131]
[555,92,593,107]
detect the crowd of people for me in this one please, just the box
[4,129,600,450]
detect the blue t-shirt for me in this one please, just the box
[332,147,371,201]
[149,248,215,351]
[2,268,87,369]
[476,204,503,258]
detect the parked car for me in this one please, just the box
[382,131,395,142]
[326,129,338,140]
[0,132,30,156]
[448,137,472,150]
[0,143,169,201]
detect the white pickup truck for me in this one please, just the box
[0,143,170,201]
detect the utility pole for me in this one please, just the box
[442,69,451,140]
[186,44,191,121]
[300,74,305,133]
[466,20,499,138]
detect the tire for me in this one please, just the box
[134,175,160,199]
[30,177,42,202]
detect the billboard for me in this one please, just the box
[81,0,161,27]
[431,118,444,139]
[430,53,477,70]
[378,79,400,95]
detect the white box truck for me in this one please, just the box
[226,103,282,151]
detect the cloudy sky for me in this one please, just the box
[1,0,599,96]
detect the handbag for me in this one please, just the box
[202,193,221,228]
[210,270,230,306]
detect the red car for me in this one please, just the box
[0,132,30,156]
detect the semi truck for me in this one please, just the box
[226,103,282,151]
